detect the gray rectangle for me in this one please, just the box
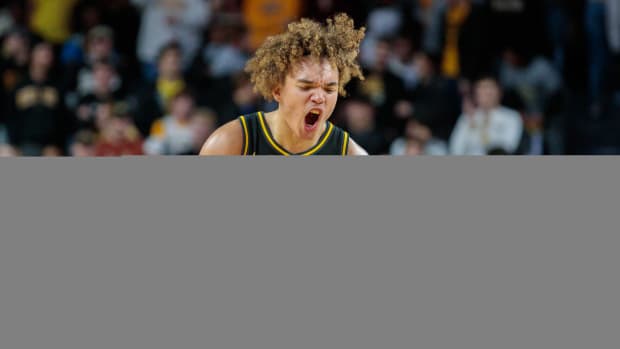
[1,157,619,349]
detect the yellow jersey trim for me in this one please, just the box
[257,111,334,156]
[239,115,249,155]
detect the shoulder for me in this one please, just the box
[347,136,368,156]
[199,118,245,156]
[497,107,522,121]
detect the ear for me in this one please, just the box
[272,86,281,103]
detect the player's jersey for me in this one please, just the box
[237,112,350,156]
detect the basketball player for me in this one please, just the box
[199,14,368,155]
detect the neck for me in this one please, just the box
[267,110,325,153]
[480,106,496,113]
[159,73,180,82]
[30,66,48,82]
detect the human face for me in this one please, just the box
[273,57,339,140]
[31,43,53,69]
[158,49,182,78]
[93,64,114,92]
[475,79,501,111]
[345,100,374,133]
[170,95,194,121]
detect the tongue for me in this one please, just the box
[306,113,319,125]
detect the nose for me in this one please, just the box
[310,90,325,104]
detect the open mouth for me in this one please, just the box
[304,109,321,129]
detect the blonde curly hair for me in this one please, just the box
[244,13,366,100]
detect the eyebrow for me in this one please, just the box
[296,79,338,86]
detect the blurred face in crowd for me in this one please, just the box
[93,63,115,94]
[405,138,424,155]
[87,34,113,61]
[103,116,132,143]
[475,78,501,111]
[31,42,54,70]
[405,119,431,143]
[374,40,391,69]
[273,57,339,140]
[345,100,375,133]
[393,37,413,63]
[170,93,194,121]
[71,131,96,157]
[233,78,258,107]
[3,32,29,63]
[413,53,434,80]
[158,47,182,79]
[95,102,114,130]
[190,110,217,148]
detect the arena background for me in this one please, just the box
[0,0,619,156]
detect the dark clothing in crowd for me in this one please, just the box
[6,77,67,152]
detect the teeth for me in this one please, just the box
[310,110,320,115]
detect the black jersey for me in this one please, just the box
[238,112,350,156]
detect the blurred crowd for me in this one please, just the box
[0,0,619,156]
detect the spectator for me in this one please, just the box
[390,117,449,156]
[450,75,523,155]
[69,128,96,156]
[404,136,426,155]
[6,41,67,156]
[63,25,124,100]
[343,98,387,155]
[28,0,79,45]
[437,0,492,82]
[348,37,406,142]
[72,60,125,134]
[181,107,218,155]
[100,0,141,77]
[94,109,143,156]
[197,16,248,79]
[231,73,262,117]
[60,0,104,67]
[242,0,302,52]
[131,0,211,79]
[359,0,404,67]
[189,16,248,117]
[0,1,27,36]
[131,42,187,138]
[143,89,195,155]
[1,28,30,135]
[394,51,461,141]
[499,46,562,114]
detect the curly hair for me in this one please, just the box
[244,13,366,100]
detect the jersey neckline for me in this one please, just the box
[257,111,334,156]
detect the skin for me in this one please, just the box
[200,57,368,155]
[475,78,502,112]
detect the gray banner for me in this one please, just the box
[1,157,618,349]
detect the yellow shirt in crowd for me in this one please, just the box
[242,0,302,51]
[29,0,79,44]
[157,78,186,112]
[441,2,471,78]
